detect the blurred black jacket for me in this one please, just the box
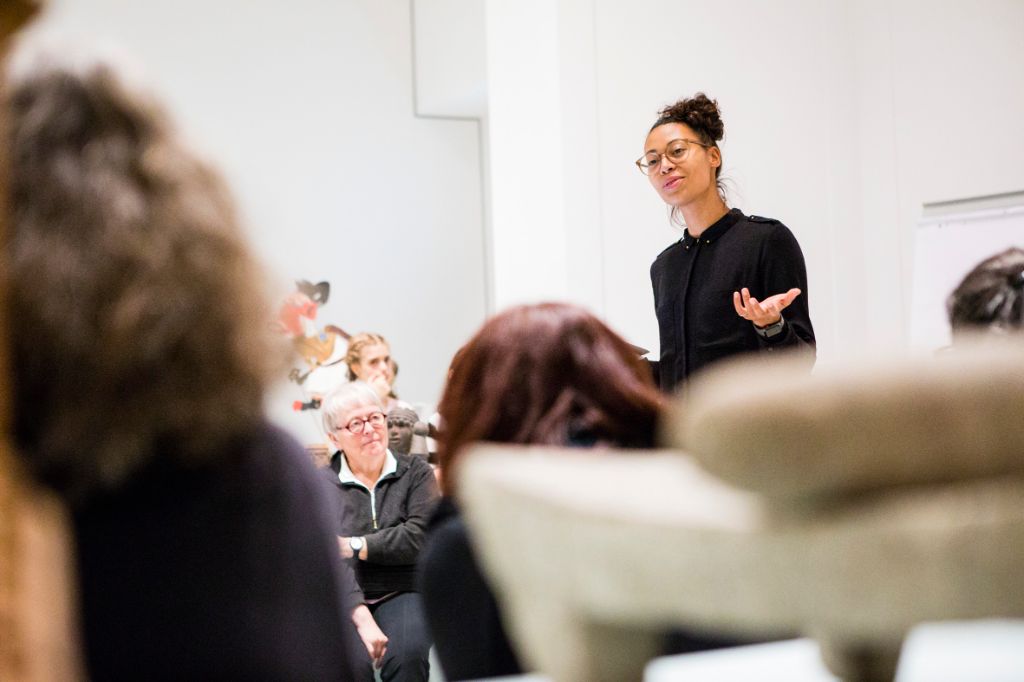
[74,423,357,680]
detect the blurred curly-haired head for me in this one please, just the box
[947,247,1024,338]
[3,54,280,502]
[651,92,726,210]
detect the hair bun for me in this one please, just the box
[653,92,724,143]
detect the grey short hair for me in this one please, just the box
[321,381,385,435]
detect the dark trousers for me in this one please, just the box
[353,592,431,682]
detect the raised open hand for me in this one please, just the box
[733,287,801,328]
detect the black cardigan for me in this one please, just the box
[651,208,816,391]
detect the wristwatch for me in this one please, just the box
[754,317,785,338]
[349,536,364,560]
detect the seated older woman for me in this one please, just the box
[322,381,439,682]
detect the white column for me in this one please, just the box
[556,0,605,315]
[484,0,604,314]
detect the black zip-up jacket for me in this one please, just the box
[651,208,816,392]
[327,451,438,599]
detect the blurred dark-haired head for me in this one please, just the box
[947,247,1024,339]
[436,302,665,496]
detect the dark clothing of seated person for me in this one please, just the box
[419,496,523,680]
[322,382,440,682]
[4,54,357,679]
[74,425,358,680]
[417,303,746,681]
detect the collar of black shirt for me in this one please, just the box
[682,207,743,248]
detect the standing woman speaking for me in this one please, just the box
[641,93,816,392]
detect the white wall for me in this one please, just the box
[26,0,488,443]
[850,0,1024,349]
[889,0,1024,332]
[15,1,1024,442]
[412,0,486,118]
[481,0,1024,363]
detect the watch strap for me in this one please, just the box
[754,317,785,338]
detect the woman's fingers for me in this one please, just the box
[762,289,801,311]
[734,288,759,319]
[732,291,746,318]
[373,641,388,669]
[765,288,800,310]
[734,287,802,324]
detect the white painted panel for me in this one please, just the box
[412,0,487,117]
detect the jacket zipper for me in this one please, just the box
[369,487,378,530]
[366,472,397,531]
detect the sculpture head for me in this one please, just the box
[387,405,418,455]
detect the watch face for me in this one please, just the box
[350,537,363,551]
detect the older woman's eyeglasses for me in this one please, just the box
[338,411,386,435]
[635,138,709,175]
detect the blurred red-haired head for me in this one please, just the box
[437,302,665,495]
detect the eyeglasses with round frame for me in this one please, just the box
[337,411,386,435]
[635,138,710,175]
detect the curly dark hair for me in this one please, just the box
[947,247,1024,337]
[651,92,727,212]
[3,56,281,502]
[436,303,666,496]
[652,92,724,144]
